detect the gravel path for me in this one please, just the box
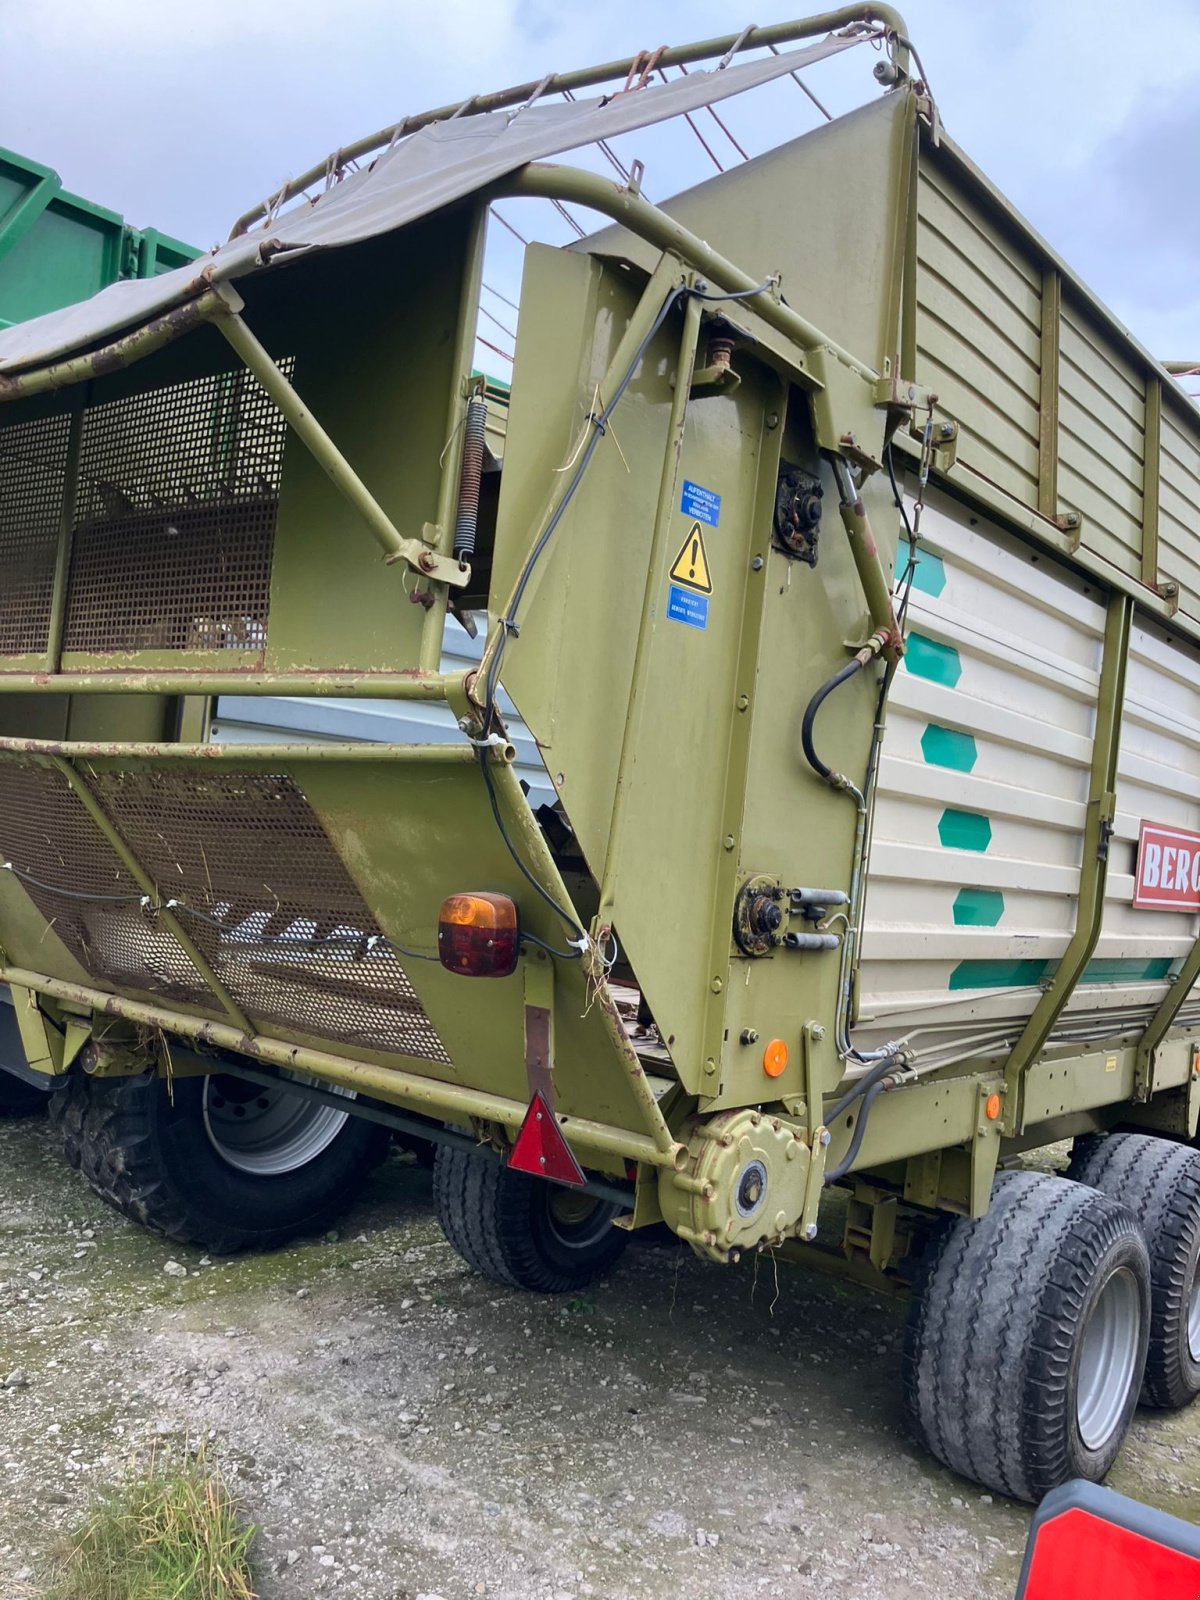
[3,1112,1198,1599]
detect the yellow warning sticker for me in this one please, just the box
[669,521,713,594]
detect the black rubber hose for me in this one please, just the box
[824,1077,888,1186]
[823,1052,898,1128]
[801,657,865,782]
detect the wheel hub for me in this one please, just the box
[659,1109,811,1262]
[1076,1265,1142,1452]
[202,1072,351,1176]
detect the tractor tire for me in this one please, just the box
[1068,1132,1200,1410]
[48,1068,388,1253]
[433,1143,627,1292]
[902,1169,1150,1501]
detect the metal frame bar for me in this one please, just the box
[228,7,910,239]
[44,398,84,671]
[1,965,678,1171]
[1142,374,1162,588]
[213,299,469,589]
[420,198,489,671]
[0,672,463,698]
[1135,938,1200,1099]
[1037,267,1060,520]
[45,756,254,1035]
[1001,592,1133,1130]
[0,737,488,763]
[0,292,229,400]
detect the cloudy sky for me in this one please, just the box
[7,0,1200,364]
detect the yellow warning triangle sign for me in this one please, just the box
[669,521,713,595]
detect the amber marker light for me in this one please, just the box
[985,1093,1002,1121]
[763,1038,789,1078]
[437,892,519,977]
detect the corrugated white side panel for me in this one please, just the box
[857,484,1197,1057]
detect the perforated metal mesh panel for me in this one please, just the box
[90,767,448,1059]
[62,363,292,654]
[0,414,70,655]
[0,760,210,1004]
[0,757,448,1062]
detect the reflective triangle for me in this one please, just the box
[508,1091,586,1187]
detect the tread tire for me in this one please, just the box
[433,1144,627,1293]
[1068,1131,1200,1409]
[902,1169,1150,1501]
[48,1070,388,1252]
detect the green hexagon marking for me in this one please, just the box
[953,888,1004,927]
[921,725,977,772]
[905,633,961,689]
[939,810,992,851]
[950,958,1049,991]
[898,548,946,598]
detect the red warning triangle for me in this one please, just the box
[508,1091,586,1187]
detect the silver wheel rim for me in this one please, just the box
[1188,1263,1200,1364]
[202,1073,351,1176]
[1076,1266,1142,1452]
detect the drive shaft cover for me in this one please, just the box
[661,1109,811,1263]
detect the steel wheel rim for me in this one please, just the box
[1076,1266,1141,1452]
[1188,1262,1200,1364]
[202,1073,351,1176]
[545,1189,619,1250]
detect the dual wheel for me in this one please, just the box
[904,1133,1200,1501]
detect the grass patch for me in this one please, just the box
[39,1448,256,1600]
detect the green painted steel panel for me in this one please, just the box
[0,147,197,330]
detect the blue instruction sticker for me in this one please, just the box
[667,584,709,630]
[681,480,721,526]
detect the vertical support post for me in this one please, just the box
[1001,592,1132,1131]
[1038,268,1061,521]
[1142,374,1162,588]
[45,398,85,670]
[419,200,489,672]
[596,290,703,921]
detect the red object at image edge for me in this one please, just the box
[1018,1487,1200,1599]
[508,1091,587,1187]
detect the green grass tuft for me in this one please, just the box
[39,1448,256,1600]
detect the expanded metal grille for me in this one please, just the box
[62,363,292,653]
[0,761,210,1004]
[84,767,449,1061]
[0,414,70,655]
[0,758,448,1061]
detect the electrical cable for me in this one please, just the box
[1,862,145,905]
[824,1077,887,1186]
[475,747,586,943]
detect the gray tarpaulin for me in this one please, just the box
[0,33,863,374]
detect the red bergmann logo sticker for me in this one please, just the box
[1134,822,1200,911]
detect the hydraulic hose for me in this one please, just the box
[801,657,866,783]
[824,1075,891,1186]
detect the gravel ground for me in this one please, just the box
[3,1111,1199,1600]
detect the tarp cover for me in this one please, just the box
[0,34,862,374]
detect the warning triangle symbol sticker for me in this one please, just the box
[669,521,713,594]
[508,1090,587,1187]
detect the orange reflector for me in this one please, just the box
[763,1038,789,1077]
[437,892,519,977]
[509,1091,587,1187]
[986,1092,1002,1121]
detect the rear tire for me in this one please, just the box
[902,1170,1150,1501]
[434,1143,627,1292]
[49,1068,388,1252]
[1068,1132,1200,1410]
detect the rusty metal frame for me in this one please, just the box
[228,7,911,240]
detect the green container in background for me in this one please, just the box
[0,146,198,329]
